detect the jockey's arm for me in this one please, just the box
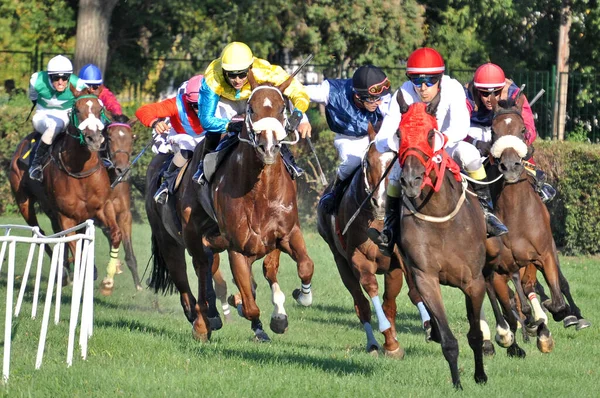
[99,87,123,115]
[198,80,228,135]
[28,72,40,104]
[135,98,177,132]
[440,79,470,145]
[520,96,537,144]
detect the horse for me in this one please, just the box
[317,122,422,358]
[101,116,143,292]
[149,73,315,342]
[484,93,587,352]
[396,92,489,389]
[9,87,121,292]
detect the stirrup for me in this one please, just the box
[101,158,114,169]
[539,183,556,203]
[29,166,43,182]
[153,185,169,204]
[367,228,393,256]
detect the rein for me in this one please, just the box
[403,177,468,223]
[54,138,102,179]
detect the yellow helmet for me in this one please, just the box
[221,42,254,72]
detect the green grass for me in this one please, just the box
[0,215,598,397]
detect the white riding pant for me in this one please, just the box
[334,134,370,180]
[32,109,70,145]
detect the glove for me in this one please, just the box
[31,99,37,106]
[286,108,303,133]
[226,120,244,134]
[475,140,492,157]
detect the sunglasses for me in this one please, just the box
[357,94,383,104]
[50,74,71,82]
[88,84,101,90]
[407,73,441,87]
[226,70,248,79]
[190,103,199,110]
[367,79,391,96]
[479,88,503,98]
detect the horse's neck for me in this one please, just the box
[235,144,288,192]
[58,133,96,167]
[496,172,535,208]
[411,172,462,216]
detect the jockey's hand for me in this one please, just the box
[227,121,244,134]
[475,140,492,157]
[297,121,312,139]
[525,144,535,160]
[152,120,170,135]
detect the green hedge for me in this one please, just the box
[1,98,599,255]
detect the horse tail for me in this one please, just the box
[148,232,176,294]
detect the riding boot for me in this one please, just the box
[473,182,509,237]
[367,195,401,257]
[193,134,221,185]
[153,160,180,205]
[319,175,346,215]
[280,144,304,179]
[29,142,51,182]
[533,169,556,203]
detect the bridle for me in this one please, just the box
[106,122,134,163]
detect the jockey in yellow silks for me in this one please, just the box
[193,41,311,183]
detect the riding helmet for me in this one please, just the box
[47,55,73,75]
[352,65,391,96]
[221,42,254,72]
[79,64,103,85]
[473,63,506,90]
[184,74,204,103]
[406,48,445,75]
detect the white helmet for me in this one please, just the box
[47,55,73,75]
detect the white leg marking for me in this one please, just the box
[271,282,287,320]
[371,295,391,332]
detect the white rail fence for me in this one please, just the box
[0,220,95,383]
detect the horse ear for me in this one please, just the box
[396,90,409,114]
[515,91,526,111]
[367,122,377,141]
[426,90,441,116]
[247,69,258,90]
[278,75,294,94]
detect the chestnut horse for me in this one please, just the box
[149,74,315,342]
[317,122,422,358]
[484,94,587,352]
[102,117,143,292]
[396,93,488,389]
[9,88,121,292]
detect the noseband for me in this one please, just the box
[68,94,111,145]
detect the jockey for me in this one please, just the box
[305,65,392,214]
[192,41,311,184]
[135,74,204,204]
[78,63,123,116]
[368,48,508,256]
[465,63,556,202]
[28,54,88,182]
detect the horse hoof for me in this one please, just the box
[384,346,405,359]
[223,311,233,323]
[482,340,496,356]
[209,316,223,331]
[507,344,526,358]
[135,284,143,291]
[475,373,488,385]
[495,330,515,348]
[99,278,114,296]
[192,329,210,342]
[253,329,271,343]
[115,260,123,275]
[576,319,591,331]
[270,316,288,334]
[292,288,312,307]
[537,333,555,353]
[563,315,579,328]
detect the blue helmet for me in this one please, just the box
[78,64,103,85]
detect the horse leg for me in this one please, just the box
[401,259,431,339]
[262,250,288,334]
[118,210,142,290]
[229,250,268,342]
[554,265,591,330]
[96,202,122,296]
[280,226,314,306]
[414,272,462,389]
[462,276,487,385]
[492,273,527,357]
[212,256,232,322]
[521,264,556,353]
[531,254,568,322]
[192,251,222,332]
[382,267,405,358]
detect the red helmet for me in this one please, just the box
[473,63,505,90]
[184,74,203,103]
[406,48,445,75]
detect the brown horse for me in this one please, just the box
[484,94,584,353]
[101,117,143,292]
[317,122,423,358]
[152,74,315,342]
[9,87,121,292]
[396,93,488,389]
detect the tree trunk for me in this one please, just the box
[74,0,119,75]
[552,0,571,141]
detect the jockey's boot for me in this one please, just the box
[193,134,221,185]
[533,169,556,203]
[319,175,346,215]
[473,180,508,237]
[153,160,180,205]
[29,142,51,182]
[280,144,304,179]
[367,194,401,257]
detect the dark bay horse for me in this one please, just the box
[317,122,419,358]
[9,87,121,291]
[151,74,315,342]
[485,94,588,352]
[396,93,488,389]
[101,117,143,292]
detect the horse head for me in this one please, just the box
[397,91,443,199]
[362,122,395,215]
[69,85,109,152]
[490,93,528,183]
[240,71,295,165]
[106,115,137,179]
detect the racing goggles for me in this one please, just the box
[50,73,71,82]
[478,88,503,98]
[407,73,441,87]
[225,70,249,79]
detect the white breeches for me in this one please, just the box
[334,134,370,180]
[32,109,70,144]
[152,126,204,156]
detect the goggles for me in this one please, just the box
[407,73,441,87]
[225,70,249,79]
[366,78,391,96]
[50,73,71,82]
[190,102,199,110]
[478,88,503,98]
[88,84,101,90]
[357,94,383,104]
